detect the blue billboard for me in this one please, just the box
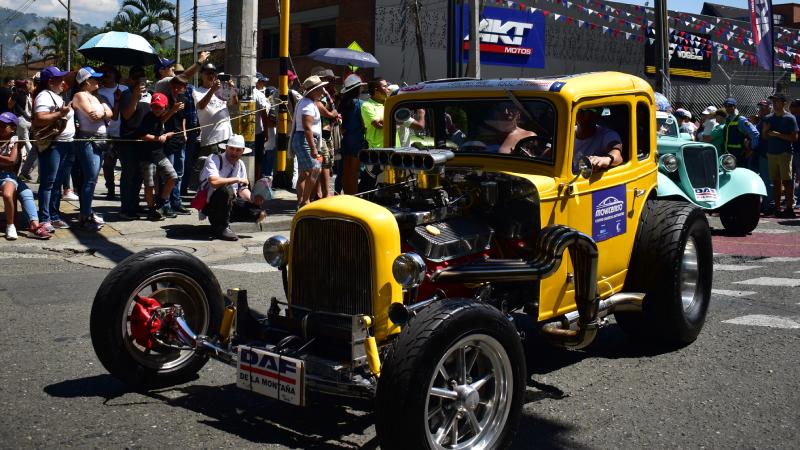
[455,5,546,69]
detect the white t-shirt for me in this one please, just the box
[680,121,697,139]
[199,153,247,200]
[193,85,232,146]
[252,87,269,135]
[98,84,128,137]
[294,97,321,135]
[573,125,621,172]
[34,90,75,142]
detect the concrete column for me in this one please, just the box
[226,0,258,93]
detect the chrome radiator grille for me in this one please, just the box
[290,217,373,316]
[683,146,718,191]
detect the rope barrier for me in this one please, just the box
[0,101,287,145]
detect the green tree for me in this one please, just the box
[39,19,78,69]
[14,29,39,73]
[119,0,176,47]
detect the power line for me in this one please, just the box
[0,0,37,27]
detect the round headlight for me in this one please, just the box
[392,253,426,288]
[262,235,289,268]
[660,154,679,173]
[720,153,737,171]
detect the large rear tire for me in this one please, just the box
[90,248,224,388]
[376,299,526,450]
[617,200,713,346]
[719,194,761,235]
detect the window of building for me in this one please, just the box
[307,21,336,54]
[262,30,280,59]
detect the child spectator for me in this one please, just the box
[0,112,51,240]
[136,92,179,221]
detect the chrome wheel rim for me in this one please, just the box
[121,271,210,370]
[424,334,513,450]
[680,236,700,311]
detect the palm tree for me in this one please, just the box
[104,8,156,42]
[39,19,78,69]
[14,29,39,72]
[120,0,176,46]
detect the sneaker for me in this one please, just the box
[18,173,32,182]
[41,222,56,233]
[63,190,79,201]
[5,224,17,240]
[118,211,138,221]
[172,205,192,215]
[214,226,238,241]
[29,223,51,240]
[79,216,103,232]
[161,205,177,219]
[92,213,105,225]
[51,219,70,229]
[147,208,164,221]
[777,208,797,219]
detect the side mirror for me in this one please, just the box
[577,156,594,179]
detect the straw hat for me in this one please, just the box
[342,74,366,93]
[301,75,328,94]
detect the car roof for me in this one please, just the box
[395,71,654,103]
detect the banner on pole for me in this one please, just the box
[749,0,774,71]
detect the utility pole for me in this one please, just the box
[192,0,198,86]
[225,0,257,90]
[411,0,427,81]
[466,0,480,78]
[175,0,180,65]
[275,0,290,173]
[56,0,71,69]
[654,0,669,94]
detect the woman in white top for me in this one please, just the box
[32,65,75,231]
[291,75,326,207]
[72,67,113,231]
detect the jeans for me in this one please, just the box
[37,141,75,223]
[205,185,262,231]
[119,141,143,215]
[181,129,200,194]
[261,148,276,178]
[16,181,38,224]
[103,143,119,194]
[75,136,104,217]
[752,153,774,209]
[166,146,185,208]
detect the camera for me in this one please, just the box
[218,73,231,82]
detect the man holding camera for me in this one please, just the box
[153,51,210,96]
[191,63,238,190]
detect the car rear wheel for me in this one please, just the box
[617,200,713,346]
[376,299,526,450]
[719,194,761,235]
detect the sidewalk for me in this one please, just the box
[3,180,297,270]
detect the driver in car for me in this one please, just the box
[479,102,536,154]
[573,107,623,172]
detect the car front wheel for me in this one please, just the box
[719,194,761,235]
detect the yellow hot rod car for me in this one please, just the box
[90,72,712,450]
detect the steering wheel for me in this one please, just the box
[512,136,552,159]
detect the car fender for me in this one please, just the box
[656,171,693,202]
[717,167,767,205]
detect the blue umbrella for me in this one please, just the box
[78,31,159,66]
[654,92,672,112]
[308,48,380,68]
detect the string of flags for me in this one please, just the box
[489,0,800,71]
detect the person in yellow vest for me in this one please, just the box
[722,97,760,166]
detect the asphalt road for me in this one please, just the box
[0,216,799,449]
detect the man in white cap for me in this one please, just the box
[198,134,266,241]
[675,108,696,140]
[699,105,718,140]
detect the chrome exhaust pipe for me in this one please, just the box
[541,292,644,349]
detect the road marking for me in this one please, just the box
[210,263,278,273]
[713,264,763,271]
[734,277,800,287]
[722,315,800,329]
[712,289,758,298]
[0,253,53,259]
[758,257,800,263]
[753,228,794,234]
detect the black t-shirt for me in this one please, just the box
[136,111,167,163]
[0,88,11,114]
[163,94,187,155]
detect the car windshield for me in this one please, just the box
[657,115,679,138]
[390,98,556,163]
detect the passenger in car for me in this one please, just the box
[573,107,623,172]
[478,102,536,154]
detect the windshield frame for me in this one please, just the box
[657,115,679,138]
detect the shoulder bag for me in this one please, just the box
[31,91,68,152]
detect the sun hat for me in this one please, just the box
[170,74,189,85]
[301,75,329,94]
[0,112,19,126]
[675,108,691,119]
[219,134,252,154]
[310,66,339,80]
[342,74,366,93]
[150,92,169,108]
[76,67,103,84]
[173,63,186,73]
[701,105,717,115]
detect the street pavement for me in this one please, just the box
[0,192,799,448]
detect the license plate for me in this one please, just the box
[693,187,718,202]
[236,346,305,406]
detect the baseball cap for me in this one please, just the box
[150,92,169,108]
[0,112,19,126]
[155,58,175,72]
[701,105,717,115]
[256,72,269,83]
[722,97,737,106]
[40,66,69,85]
[757,99,770,106]
[76,67,103,84]
[201,62,218,73]
[769,93,787,102]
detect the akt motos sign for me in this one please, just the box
[456,5,546,68]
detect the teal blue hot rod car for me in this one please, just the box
[656,112,767,234]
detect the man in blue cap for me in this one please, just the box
[722,97,760,165]
[153,51,211,96]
